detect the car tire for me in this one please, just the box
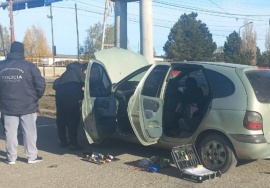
[198,134,237,173]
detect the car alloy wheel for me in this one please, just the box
[198,134,237,173]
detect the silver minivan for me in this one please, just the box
[82,53,270,173]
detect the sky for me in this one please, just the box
[0,0,270,56]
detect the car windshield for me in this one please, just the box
[246,70,270,103]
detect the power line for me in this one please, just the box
[153,0,270,17]
[207,0,238,20]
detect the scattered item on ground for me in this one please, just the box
[136,156,171,173]
[171,144,221,183]
[137,158,151,168]
[81,151,119,164]
[149,156,171,168]
[48,165,58,168]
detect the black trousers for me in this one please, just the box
[56,97,81,146]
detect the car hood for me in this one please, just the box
[94,47,149,84]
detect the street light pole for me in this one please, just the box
[0,25,7,57]
[239,21,253,36]
[101,0,109,50]
[75,3,80,61]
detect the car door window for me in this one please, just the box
[177,70,209,96]
[89,63,111,97]
[141,65,169,97]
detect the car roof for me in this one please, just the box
[155,61,257,69]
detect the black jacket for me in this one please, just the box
[54,62,85,109]
[0,52,46,115]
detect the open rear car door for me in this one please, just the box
[82,60,117,144]
[128,64,170,146]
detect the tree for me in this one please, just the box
[261,27,270,67]
[259,51,270,67]
[103,24,114,48]
[23,25,51,58]
[163,12,217,61]
[223,31,241,63]
[256,47,263,66]
[240,20,257,65]
[212,46,224,62]
[83,22,114,59]
[265,27,270,52]
[153,48,157,56]
[0,24,10,56]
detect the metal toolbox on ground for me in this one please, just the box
[171,144,221,183]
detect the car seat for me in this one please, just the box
[182,77,204,118]
[163,78,183,134]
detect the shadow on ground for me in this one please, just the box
[0,115,90,158]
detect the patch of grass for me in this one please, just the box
[39,83,56,111]
[44,83,54,96]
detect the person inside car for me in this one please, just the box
[182,77,204,118]
[177,77,204,134]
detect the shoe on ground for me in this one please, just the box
[70,144,84,151]
[28,156,43,164]
[5,159,15,165]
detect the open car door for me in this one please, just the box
[82,60,117,144]
[128,64,170,146]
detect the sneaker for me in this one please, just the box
[70,144,84,151]
[28,156,43,164]
[5,159,15,165]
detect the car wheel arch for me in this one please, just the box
[194,130,234,152]
[194,130,238,173]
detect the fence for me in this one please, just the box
[27,56,89,77]
[26,56,89,67]
[38,66,66,77]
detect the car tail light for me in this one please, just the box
[243,111,263,130]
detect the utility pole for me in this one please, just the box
[9,0,15,43]
[75,3,80,61]
[101,0,109,50]
[0,25,7,57]
[48,4,55,76]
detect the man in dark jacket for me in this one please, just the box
[0,41,46,164]
[54,62,85,150]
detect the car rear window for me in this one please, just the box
[246,70,270,103]
[205,69,235,98]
